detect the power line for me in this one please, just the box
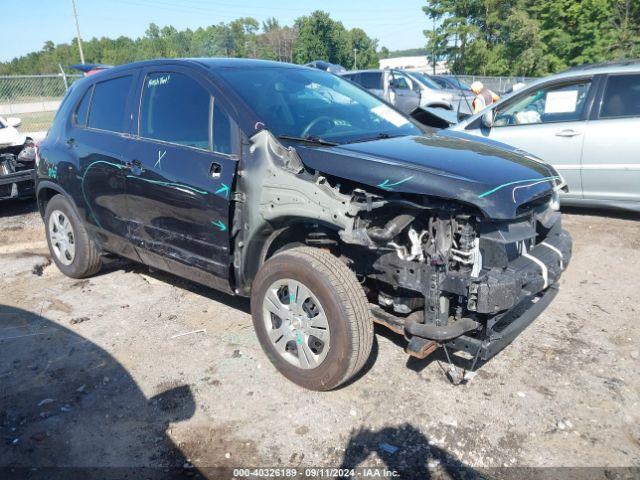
[106,0,423,25]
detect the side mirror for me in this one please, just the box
[6,117,21,128]
[481,110,494,128]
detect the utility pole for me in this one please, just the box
[71,0,85,64]
[354,48,358,70]
[432,19,436,75]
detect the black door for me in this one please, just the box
[68,72,139,258]
[125,67,239,292]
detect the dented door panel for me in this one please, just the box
[125,138,235,285]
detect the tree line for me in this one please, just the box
[0,11,379,75]
[1,4,637,77]
[424,0,640,76]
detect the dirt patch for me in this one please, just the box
[47,298,73,314]
[1,199,639,472]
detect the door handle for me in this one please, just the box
[209,162,222,179]
[555,129,581,138]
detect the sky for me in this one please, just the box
[0,0,428,62]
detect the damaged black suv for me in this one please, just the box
[36,59,571,390]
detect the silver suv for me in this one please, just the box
[340,69,453,114]
[452,60,640,212]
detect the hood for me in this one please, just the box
[295,131,561,220]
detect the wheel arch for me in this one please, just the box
[37,181,80,219]
[237,217,342,296]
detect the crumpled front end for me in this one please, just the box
[235,130,572,371]
[357,195,572,362]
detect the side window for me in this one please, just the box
[600,74,640,119]
[494,81,591,126]
[74,86,93,126]
[343,73,360,85]
[434,77,449,89]
[391,73,411,90]
[139,72,210,149]
[360,72,382,90]
[87,76,133,133]
[212,102,235,155]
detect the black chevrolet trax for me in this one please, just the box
[36,59,571,390]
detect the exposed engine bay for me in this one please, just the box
[345,195,571,357]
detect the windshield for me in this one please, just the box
[217,67,421,144]
[446,77,471,90]
[408,72,442,90]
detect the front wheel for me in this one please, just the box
[251,247,373,391]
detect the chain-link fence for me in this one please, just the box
[0,74,81,135]
[455,75,537,94]
[0,72,539,135]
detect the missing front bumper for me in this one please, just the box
[446,284,558,361]
[372,284,558,362]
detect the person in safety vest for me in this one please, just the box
[471,81,500,113]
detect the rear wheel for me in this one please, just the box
[45,194,102,278]
[251,247,373,390]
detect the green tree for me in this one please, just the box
[423,0,640,75]
[0,14,381,74]
[293,11,351,65]
[348,28,378,69]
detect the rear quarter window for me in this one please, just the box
[87,75,133,133]
[600,74,640,118]
[74,86,93,126]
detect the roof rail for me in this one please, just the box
[563,59,640,72]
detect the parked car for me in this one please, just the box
[0,115,36,201]
[69,63,113,76]
[451,60,640,212]
[305,60,346,74]
[340,69,453,114]
[36,58,571,390]
[406,71,473,116]
[431,75,474,95]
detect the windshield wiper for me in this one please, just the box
[277,135,338,146]
[347,133,403,144]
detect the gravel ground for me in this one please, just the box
[1,198,639,478]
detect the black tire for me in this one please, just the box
[44,194,102,278]
[251,247,373,390]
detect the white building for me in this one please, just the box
[379,56,448,74]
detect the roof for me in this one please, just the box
[544,60,640,83]
[191,57,305,70]
[87,57,307,79]
[563,59,640,72]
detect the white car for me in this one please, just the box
[0,115,27,148]
[1,115,36,200]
